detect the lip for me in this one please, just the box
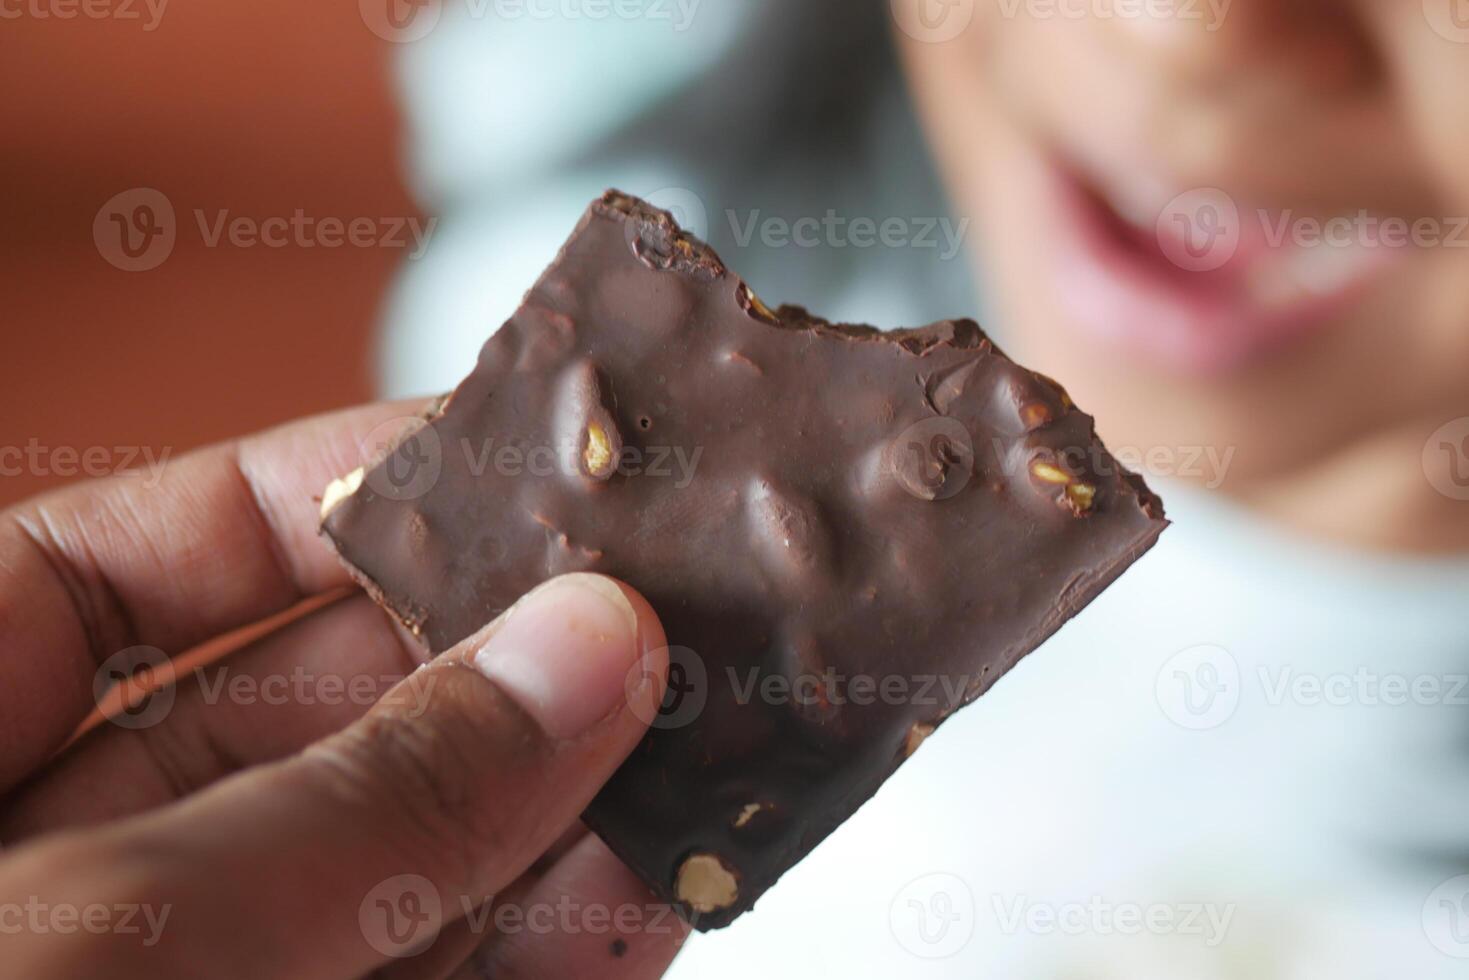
[1035,152,1400,375]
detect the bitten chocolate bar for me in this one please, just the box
[319,191,1167,929]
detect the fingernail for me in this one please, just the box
[471,574,642,739]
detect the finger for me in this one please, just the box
[0,593,426,841]
[374,833,682,980]
[530,821,592,878]
[455,834,689,980]
[0,574,668,980]
[370,824,595,980]
[0,399,430,793]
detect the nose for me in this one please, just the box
[1106,0,1381,100]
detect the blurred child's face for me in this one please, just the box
[898,2,1469,495]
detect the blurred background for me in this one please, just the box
[7,1,1469,978]
[1,4,411,506]
[0,1,969,507]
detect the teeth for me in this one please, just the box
[1078,151,1398,304]
[1244,240,1384,308]
[1281,242,1380,297]
[1245,236,1380,307]
[1074,152,1176,231]
[1102,173,1176,232]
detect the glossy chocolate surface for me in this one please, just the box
[321,191,1168,928]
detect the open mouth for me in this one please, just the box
[1036,151,1398,374]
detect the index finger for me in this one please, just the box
[0,398,432,794]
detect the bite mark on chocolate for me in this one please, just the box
[736,283,779,324]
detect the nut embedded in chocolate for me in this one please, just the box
[733,803,766,829]
[584,421,616,479]
[319,467,364,519]
[1020,402,1054,431]
[1065,482,1097,514]
[1030,460,1072,485]
[1030,458,1098,516]
[675,853,740,914]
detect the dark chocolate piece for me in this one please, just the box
[320,191,1167,929]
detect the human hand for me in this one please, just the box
[0,402,685,978]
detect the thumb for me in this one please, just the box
[1,573,668,980]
